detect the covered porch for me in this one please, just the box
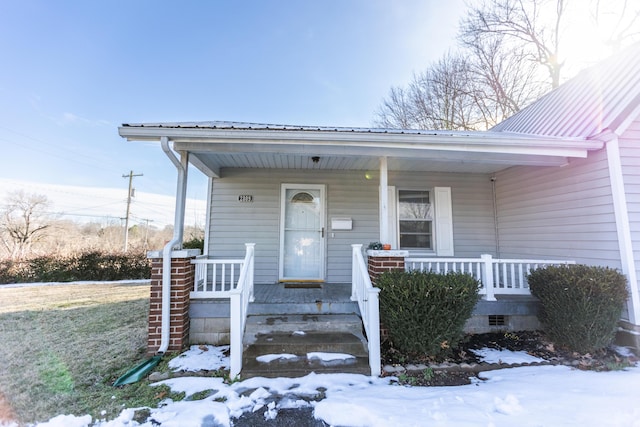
[120,121,599,378]
[185,243,573,377]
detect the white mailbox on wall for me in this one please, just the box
[331,217,353,230]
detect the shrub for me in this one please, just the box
[376,270,480,357]
[0,251,151,284]
[183,237,204,251]
[528,264,628,353]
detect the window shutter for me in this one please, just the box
[434,187,454,256]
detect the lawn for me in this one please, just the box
[0,282,174,425]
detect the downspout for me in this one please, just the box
[602,131,640,324]
[158,136,189,354]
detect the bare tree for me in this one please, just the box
[0,191,52,259]
[375,53,482,130]
[376,0,640,130]
[460,0,567,89]
[375,43,542,130]
[591,0,640,52]
[462,29,549,127]
[375,86,416,129]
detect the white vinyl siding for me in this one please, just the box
[494,148,621,267]
[209,169,378,284]
[208,168,497,283]
[389,171,496,257]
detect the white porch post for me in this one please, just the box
[481,254,496,301]
[379,156,389,244]
[366,287,381,377]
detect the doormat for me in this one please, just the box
[284,282,322,289]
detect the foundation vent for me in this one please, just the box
[488,315,506,326]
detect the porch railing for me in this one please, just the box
[351,244,381,377]
[228,243,255,379]
[405,254,575,301]
[191,256,246,298]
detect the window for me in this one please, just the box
[398,190,433,249]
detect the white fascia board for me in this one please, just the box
[118,126,602,154]
[173,140,587,160]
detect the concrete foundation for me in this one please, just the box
[464,314,541,334]
[189,299,231,345]
[615,320,640,354]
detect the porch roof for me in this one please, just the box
[118,121,603,178]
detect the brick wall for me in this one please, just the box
[367,251,407,343]
[367,256,405,286]
[147,253,197,355]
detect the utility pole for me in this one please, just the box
[142,218,153,251]
[122,170,143,252]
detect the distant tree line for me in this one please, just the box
[0,190,204,261]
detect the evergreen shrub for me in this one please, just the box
[376,270,480,357]
[528,264,628,353]
[182,237,204,251]
[0,251,151,284]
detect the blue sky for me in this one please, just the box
[0,0,465,205]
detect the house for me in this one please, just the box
[118,43,640,378]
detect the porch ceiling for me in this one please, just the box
[186,150,567,177]
[118,121,604,178]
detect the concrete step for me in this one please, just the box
[245,331,369,357]
[247,301,360,315]
[241,354,371,378]
[244,314,364,343]
[241,331,370,378]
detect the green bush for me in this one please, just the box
[528,264,628,353]
[0,251,151,284]
[376,270,480,357]
[183,237,204,251]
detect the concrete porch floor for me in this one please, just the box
[249,283,356,316]
[252,283,352,303]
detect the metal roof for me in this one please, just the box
[492,42,640,137]
[119,120,602,177]
[121,120,498,137]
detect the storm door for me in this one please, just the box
[279,184,325,281]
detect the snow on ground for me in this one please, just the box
[33,346,640,427]
[168,345,230,372]
[469,348,546,364]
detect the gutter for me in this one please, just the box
[118,126,603,151]
[157,136,189,354]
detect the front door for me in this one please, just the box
[279,184,325,281]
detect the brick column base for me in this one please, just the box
[366,250,409,343]
[366,250,408,286]
[147,249,200,355]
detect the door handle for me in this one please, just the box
[321,227,325,238]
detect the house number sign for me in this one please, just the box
[238,195,253,203]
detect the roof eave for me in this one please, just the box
[118,125,602,158]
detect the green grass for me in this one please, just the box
[0,282,183,425]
